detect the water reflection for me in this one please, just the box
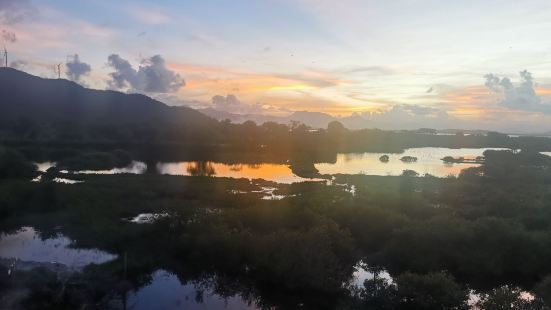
[127,270,258,310]
[53,177,84,184]
[74,161,147,175]
[126,213,169,224]
[157,161,312,184]
[0,227,116,270]
[350,262,393,288]
[35,161,56,172]
[316,148,508,177]
[186,162,216,177]
[39,148,511,183]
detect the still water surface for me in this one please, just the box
[157,162,310,183]
[316,147,507,177]
[0,228,258,309]
[41,148,509,183]
[158,148,506,182]
[0,227,116,269]
[127,270,258,310]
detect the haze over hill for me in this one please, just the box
[2,67,550,136]
[198,106,549,135]
[0,68,453,132]
[5,2,551,310]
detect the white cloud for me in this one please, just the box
[65,54,91,84]
[0,0,34,24]
[107,54,184,93]
[211,94,267,114]
[1,29,15,42]
[484,70,551,113]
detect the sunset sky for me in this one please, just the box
[3,0,551,132]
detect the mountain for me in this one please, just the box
[199,108,372,130]
[0,68,215,127]
[199,108,283,125]
[286,111,336,128]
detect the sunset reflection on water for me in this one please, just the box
[156,148,507,182]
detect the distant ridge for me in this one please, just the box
[0,68,215,127]
[199,108,369,129]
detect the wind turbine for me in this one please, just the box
[3,46,6,68]
[54,62,62,78]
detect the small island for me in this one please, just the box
[379,155,390,163]
[400,156,418,163]
[442,156,485,164]
[402,169,419,177]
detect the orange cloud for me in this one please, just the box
[536,87,551,96]
[169,63,343,90]
[439,85,493,104]
[449,107,487,117]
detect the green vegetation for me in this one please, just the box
[0,147,37,179]
[3,146,551,309]
[400,155,418,162]
[6,65,551,309]
[5,118,551,169]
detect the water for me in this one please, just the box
[127,270,258,310]
[126,213,169,224]
[252,186,290,200]
[52,177,84,184]
[41,148,508,183]
[0,227,116,270]
[157,162,312,184]
[350,262,393,288]
[348,263,535,310]
[74,161,147,175]
[35,161,56,172]
[316,148,507,177]
[157,148,503,181]
[31,175,84,184]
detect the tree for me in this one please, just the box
[0,148,37,179]
[327,121,346,135]
[477,286,548,310]
[379,155,390,163]
[396,272,469,310]
[402,169,419,177]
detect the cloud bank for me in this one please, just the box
[107,54,184,93]
[9,59,27,69]
[212,94,260,114]
[210,94,283,115]
[0,0,34,24]
[1,29,16,42]
[65,54,91,83]
[484,70,551,113]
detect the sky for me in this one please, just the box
[2,0,551,132]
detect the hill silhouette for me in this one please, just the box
[0,68,215,127]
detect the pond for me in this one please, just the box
[156,162,312,184]
[74,161,147,175]
[0,227,117,270]
[350,262,393,288]
[43,148,508,183]
[127,270,259,310]
[157,148,506,181]
[35,161,56,172]
[348,262,535,310]
[316,148,508,177]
